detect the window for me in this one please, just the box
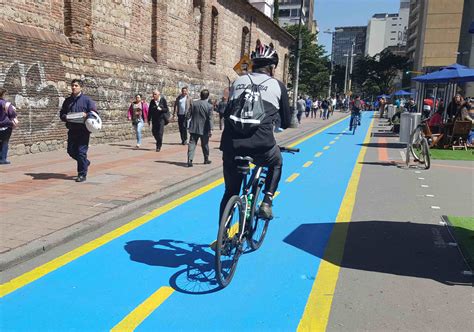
[210,6,218,64]
[193,0,204,70]
[241,27,250,58]
[279,9,290,17]
[290,9,299,16]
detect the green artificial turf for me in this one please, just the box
[448,216,474,267]
[429,148,474,161]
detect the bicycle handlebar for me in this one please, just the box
[279,146,300,153]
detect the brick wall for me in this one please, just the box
[0,0,293,156]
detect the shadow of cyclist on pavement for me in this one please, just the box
[124,239,220,294]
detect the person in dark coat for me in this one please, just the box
[147,90,169,152]
[59,79,97,182]
[186,89,213,167]
[0,88,19,165]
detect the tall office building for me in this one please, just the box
[365,1,409,56]
[406,0,465,71]
[332,26,367,67]
[248,0,275,19]
[278,0,314,31]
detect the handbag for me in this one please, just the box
[4,102,19,128]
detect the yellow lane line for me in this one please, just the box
[285,173,300,183]
[288,115,350,148]
[297,117,375,332]
[329,141,336,145]
[323,146,330,150]
[0,178,223,298]
[303,161,313,168]
[315,152,323,158]
[0,114,350,299]
[274,191,280,199]
[111,286,174,332]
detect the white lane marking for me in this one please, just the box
[425,194,435,197]
[415,171,421,174]
[421,185,429,188]
[431,206,441,209]
[448,242,458,247]
[418,177,425,180]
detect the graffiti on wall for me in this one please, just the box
[0,61,61,134]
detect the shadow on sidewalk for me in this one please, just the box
[154,160,189,167]
[358,142,406,149]
[284,221,473,286]
[359,161,401,167]
[25,173,75,180]
[124,239,220,295]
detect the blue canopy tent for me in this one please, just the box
[376,94,391,99]
[412,64,474,83]
[393,90,412,96]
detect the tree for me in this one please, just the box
[273,0,279,24]
[352,49,410,98]
[284,25,330,98]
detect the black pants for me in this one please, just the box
[219,145,282,221]
[152,119,165,149]
[67,130,90,176]
[0,128,13,161]
[177,114,188,143]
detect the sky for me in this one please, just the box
[314,0,402,55]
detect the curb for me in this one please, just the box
[0,114,349,271]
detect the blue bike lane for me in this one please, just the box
[1,114,373,331]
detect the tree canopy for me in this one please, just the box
[284,25,330,98]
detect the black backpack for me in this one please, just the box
[226,75,271,136]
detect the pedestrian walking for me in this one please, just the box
[216,96,227,130]
[187,89,213,167]
[331,96,337,116]
[296,96,305,124]
[305,97,312,118]
[0,88,19,165]
[173,87,192,145]
[59,79,97,182]
[127,94,149,149]
[148,90,169,152]
[311,98,318,118]
[321,98,329,120]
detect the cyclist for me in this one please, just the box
[349,95,362,131]
[219,41,292,221]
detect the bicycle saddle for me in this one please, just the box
[234,156,253,174]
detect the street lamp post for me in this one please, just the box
[290,0,305,128]
[343,54,349,94]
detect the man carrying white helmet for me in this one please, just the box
[219,40,292,221]
[60,79,97,182]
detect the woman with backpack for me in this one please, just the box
[127,93,149,148]
[0,88,18,165]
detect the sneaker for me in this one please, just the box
[76,175,87,182]
[181,141,187,145]
[0,160,11,165]
[156,148,161,152]
[187,161,193,167]
[136,144,140,148]
[257,202,273,220]
[204,159,212,165]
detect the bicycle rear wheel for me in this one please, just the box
[248,182,270,251]
[352,116,357,135]
[421,138,431,169]
[215,195,244,288]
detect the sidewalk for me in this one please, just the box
[0,112,349,270]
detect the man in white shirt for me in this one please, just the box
[173,87,192,145]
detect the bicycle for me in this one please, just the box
[350,112,360,135]
[214,146,300,288]
[405,118,431,169]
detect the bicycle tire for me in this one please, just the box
[215,195,244,288]
[409,128,422,161]
[421,138,431,169]
[352,116,357,135]
[248,182,270,251]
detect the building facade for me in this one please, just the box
[332,26,367,67]
[0,0,293,156]
[248,0,274,19]
[406,0,465,71]
[278,0,314,31]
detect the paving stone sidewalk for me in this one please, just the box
[0,112,349,269]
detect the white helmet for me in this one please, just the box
[85,111,102,133]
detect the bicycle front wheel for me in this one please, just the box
[248,183,270,251]
[421,138,431,169]
[215,195,244,288]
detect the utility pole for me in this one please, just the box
[347,41,355,95]
[343,54,349,95]
[291,0,304,128]
[328,57,334,98]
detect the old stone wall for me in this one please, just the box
[0,0,293,156]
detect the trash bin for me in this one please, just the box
[400,112,421,143]
[387,105,395,119]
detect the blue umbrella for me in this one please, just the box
[393,90,412,96]
[412,63,474,83]
[376,94,390,99]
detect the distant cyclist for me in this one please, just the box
[219,40,292,221]
[349,95,362,131]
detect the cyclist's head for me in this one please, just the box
[251,40,279,75]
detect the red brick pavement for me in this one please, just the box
[0,112,348,260]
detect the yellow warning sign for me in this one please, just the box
[233,54,252,75]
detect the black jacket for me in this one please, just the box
[148,97,169,123]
